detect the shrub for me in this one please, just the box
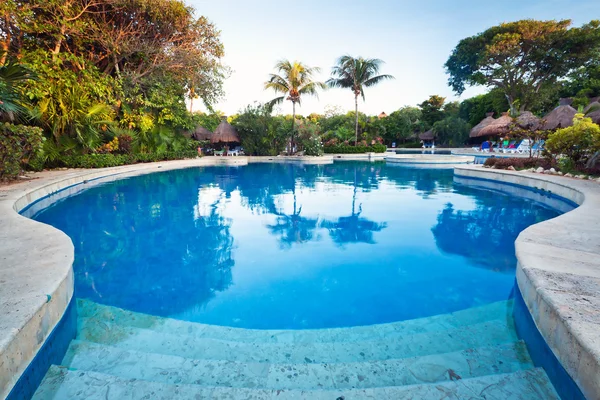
[0,123,44,180]
[483,157,556,170]
[545,114,600,167]
[52,150,198,169]
[324,144,386,154]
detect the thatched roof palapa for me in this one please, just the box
[541,98,577,130]
[211,118,240,143]
[478,112,513,137]
[469,112,495,138]
[419,129,434,141]
[191,126,213,141]
[516,111,541,131]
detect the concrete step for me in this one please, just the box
[32,365,560,400]
[77,298,513,343]
[76,318,518,363]
[62,339,533,390]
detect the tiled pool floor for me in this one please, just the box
[32,299,560,399]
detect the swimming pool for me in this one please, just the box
[29,162,563,330]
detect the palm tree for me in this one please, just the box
[327,56,394,145]
[264,60,326,153]
[0,59,35,122]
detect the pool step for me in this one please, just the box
[77,298,513,343]
[76,318,519,363]
[32,365,560,400]
[62,339,533,390]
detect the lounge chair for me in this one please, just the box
[473,141,491,153]
[214,150,225,156]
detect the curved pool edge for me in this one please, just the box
[1,158,597,398]
[0,157,269,398]
[455,165,600,400]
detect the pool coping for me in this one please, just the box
[1,158,597,398]
[454,165,600,400]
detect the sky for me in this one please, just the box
[188,0,600,117]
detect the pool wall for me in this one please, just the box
[455,166,600,400]
[1,158,598,399]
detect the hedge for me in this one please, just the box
[324,144,387,154]
[54,150,199,169]
[483,157,556,170]
[1,123,44,180]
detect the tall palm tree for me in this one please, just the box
[264,60,325,153]
[327,56,394,145]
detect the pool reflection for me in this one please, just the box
[31,162,564,328]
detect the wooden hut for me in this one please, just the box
[191,126,212,141]
[479,113,513,137]
[516,111,541,131]
[211,118,240,144]
[418,129,434,141]
[469,112,495,138]
[541,98,577,130]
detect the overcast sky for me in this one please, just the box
[188,0,600,116]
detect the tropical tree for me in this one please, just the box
[445,19,600,115]
[264,60,325,152]
[327,55,394,145]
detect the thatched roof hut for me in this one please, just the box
[516,111,541,131]
[479,112,513,137]
[378,112,388,119]
[191,126,212,141]
[419,130,434,141]
[584,98,600,124]
[211,118,240,144]
[470,112,495,138]
[541,98,577,130]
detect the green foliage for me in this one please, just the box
[380,107,422,144]
[324,144,386,154]
[0,59,36,122]
[0,123,44,180]
[53,150,198,169]
[458,89,509,126]
[545,114,600,166]
[193,112,222,132]
[296,121,323,156]
[232,104,288,156]
[432,116,470,146]
[446,19,600,113]
[419,95,446,127]
[1,0,226,167]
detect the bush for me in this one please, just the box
[52,150,198,169]
[483,157,556,170]
[324,144,387,154]
[545,114,600,167]
[0,123,44,180]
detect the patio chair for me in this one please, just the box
[214,149,225,156]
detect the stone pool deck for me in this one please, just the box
[455,165,600,400]
[0,157,598,399]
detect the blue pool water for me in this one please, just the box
[30,163,564,329]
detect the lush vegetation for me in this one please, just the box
[446,19,600,114]
[0,0,227,178]
[0,123,44,179]
[3,8,600,178]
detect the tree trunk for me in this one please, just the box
[291,102,296,154]
[52,26,67,61]
[354,95,359,146]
